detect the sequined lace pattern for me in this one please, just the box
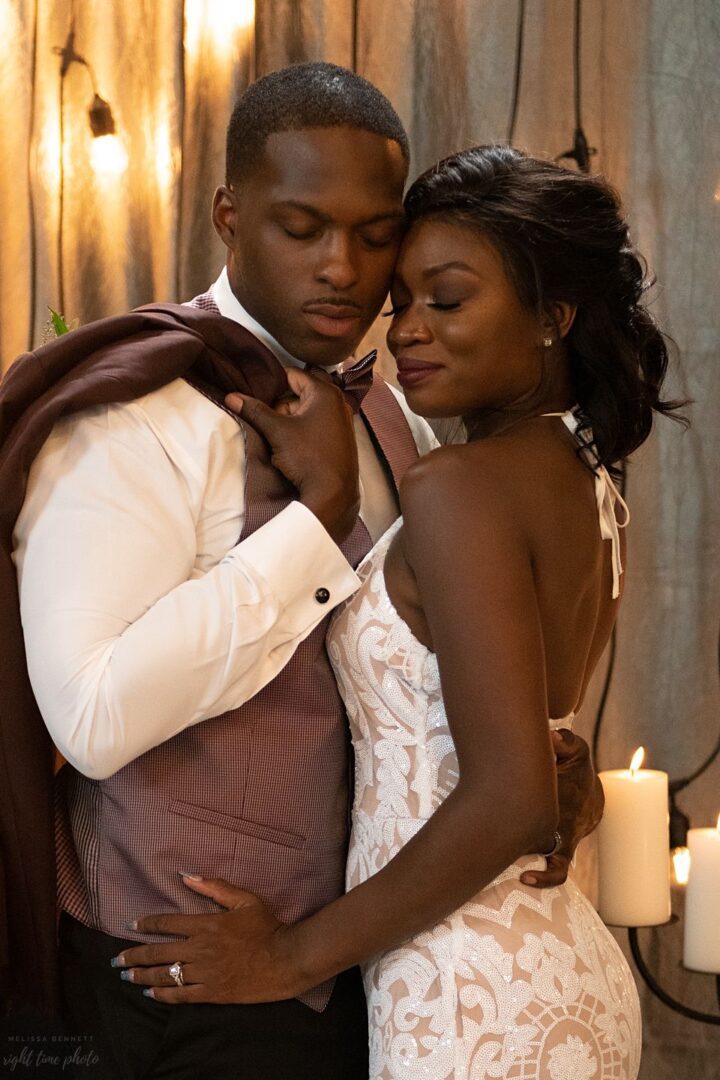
[328,519,641,1080]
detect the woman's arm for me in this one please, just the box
[118,445,560,1003]
[285,447,559,989]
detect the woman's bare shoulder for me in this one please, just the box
[397,441,530,569]
[399,435,538,519]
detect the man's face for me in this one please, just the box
[212,127,407,367]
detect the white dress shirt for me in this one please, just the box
[13,272,436,780]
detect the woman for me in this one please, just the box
[319,146,669,1078]
[321,145,665,1078]
[122,147,681,1077]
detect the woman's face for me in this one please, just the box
[386,219,547,418]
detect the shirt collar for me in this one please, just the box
[212,267,347,374]
[211,267,306,369]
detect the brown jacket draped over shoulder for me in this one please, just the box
[0,305,290,1021]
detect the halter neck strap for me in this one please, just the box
[552,410,630,600]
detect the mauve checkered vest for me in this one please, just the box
[55,291,419,1010]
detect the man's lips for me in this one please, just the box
[302,303,362,339]
[395,357,443,388]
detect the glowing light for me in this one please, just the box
[714,181,720,204]
[90,134,128,176]
[716,812,720,833]
[153,124,177,190]
[37,119,63,189]
[671,846,691,886]
[185,0,255,57]
[629,746,645,778]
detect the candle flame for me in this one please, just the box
[629,746,645,777]
[672,846,691,886]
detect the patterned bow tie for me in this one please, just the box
[309,350,377,413]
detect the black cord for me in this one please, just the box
[624,543,720,1028]
[53,0,95,90]
[573,0,582,130]
[54,3,108,319]
[670,730,720,796]
[628,928,720,1026]
[351,0,360,73]
[666,615,720,831]
[26,0,39,349]
[506,0,526,145]
[174,9,186,301]
[669,624,720,795]
[57,55,66,320]
[592,624,617,765]
[556,0,596,173]
[54,7,79,322]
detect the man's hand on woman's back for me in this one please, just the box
[521,729,604,889]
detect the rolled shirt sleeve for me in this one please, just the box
[13,379,359,780]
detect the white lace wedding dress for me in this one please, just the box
[327,414,641,1080]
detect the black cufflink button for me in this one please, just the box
[315,587,331,604]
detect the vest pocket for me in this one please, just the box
[168,799,306,850]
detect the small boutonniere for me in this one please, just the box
[42,307,79,343]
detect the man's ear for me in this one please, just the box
[212,186,238,249]
[546,301,577,340]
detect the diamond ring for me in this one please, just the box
[168,961,184,987]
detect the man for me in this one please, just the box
[5,64,601,1078]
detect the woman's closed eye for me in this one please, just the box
[382,299,462,317]
[429,300,461,311]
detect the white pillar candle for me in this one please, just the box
[597,747,671,926]
[683,816,720,973]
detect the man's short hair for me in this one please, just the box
[226,62,410,184]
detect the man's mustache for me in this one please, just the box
[302,297,362,310]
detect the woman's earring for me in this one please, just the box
[543,335,553,348]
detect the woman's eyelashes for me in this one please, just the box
[382,299,462,317]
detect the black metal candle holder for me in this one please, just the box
[628,924,720,1026]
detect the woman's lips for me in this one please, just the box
[303,305,362,339]
[395,359,442,388]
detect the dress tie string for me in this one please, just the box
[542,410,630,599]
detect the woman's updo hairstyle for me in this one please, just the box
[404,145,685,471]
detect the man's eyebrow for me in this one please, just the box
[274,200,405,226]
[423,261,479,279]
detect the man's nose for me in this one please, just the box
[315,233,359,291]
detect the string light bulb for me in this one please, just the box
[89,134,128,176]
[88,93,116,137]
[54,28,127,174]
[86,92,127,174]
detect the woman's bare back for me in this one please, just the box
[384,413,626,720]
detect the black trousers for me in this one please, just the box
[59,913,369,1080]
